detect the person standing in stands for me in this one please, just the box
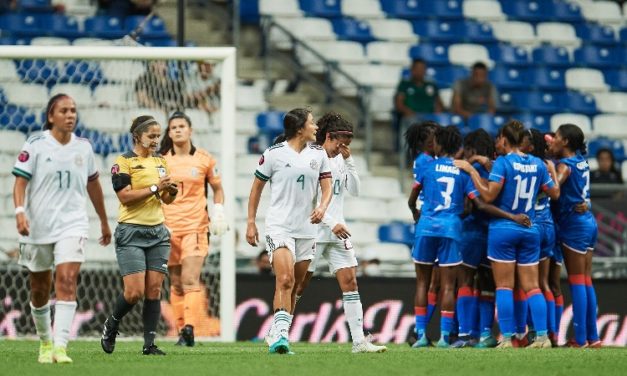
[452,62,498,119]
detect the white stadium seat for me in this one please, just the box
[100,61,144,82]
[72,38,116,46]
[1,82,48,107]
[366,41,412,66]
[297,41,367,74]
[491,21,537,48]
[259,0,302,17]
[235,110,260,135]
[593,114,627,138]
[386,199,414,222]
[369,88,396,122]
[270,17,336,50]
[344,197,388,222]
[123,107,167,129]
[332,64,401,96]
[440,88,453,110]
[359,243,412,264]
[565,68,609,93]
[80,108,126,133]
[359,176,402,199]
[536,22,581,48]
[30,37,71,46]
[236,85,268,111]
[93,84,135,108]
[550,113,593,136]
[580,1,623,28]
[344,222,380,247]
[368,19,418,43]
[592,92,627,115]
[236,153,262,176]
[448,43,493,68]
[462,0,506,22]
[341,0,385,19]
[0,60,20,81]
[50,84,93,108]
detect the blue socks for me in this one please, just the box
[526,289,548,336]
[569,274,588,346]
[585,276,600,343]
[496,288,514,338]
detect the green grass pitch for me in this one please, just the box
[1,341,625,376]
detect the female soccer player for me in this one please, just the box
[247,108,332,355]
[293,112,386,353]
[160,112,228,346]
[412,126,529,348]
[549,124,600,348]
[13,93,111,363]
[101,115,178,356]
[455,120,560,348]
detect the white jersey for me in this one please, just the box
[255,141,331,238]
[318,155,360,242]
[13,131,99,244]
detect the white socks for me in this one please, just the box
[272,310,291,342]
[30,302,52,342]
[54,301,77,348]
[343,291,365,344]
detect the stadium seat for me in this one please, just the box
[236,85,267,111]
[380,0,423,19]
[564,91,598,115]
[421,112,465,128]
[124,108,166,130]
[360,176,402,199]
[422,0,463,20]
[333,64,401,95]
[552,0,584,23]
[577,23,617,45]
[125,16,170,40]
[236,153,262,177]
[412,20,464,43]
[30,37,70,46]
[501,0,552,22]
[603,69,627,91]
[0,13,44,37]
[409,44,449,66]
[50,84,93,108]
[448,43,492,68]
[18,0,52,12]
[259,0,302,17]
[45,14,82,39]
[341,0,384,19]
[580,1,623,28]
[378,221,414,246]
[491,21,537,48]
[512,92,562,114]
[385,199,414,222]
[532,45,571,67]
[297,40,366,73]
[513,113,550,133]
[439,88,453,110]
[84,16,126,39]
[551,113,592,136]
[565,68,609,93]
[0,60,19,82]
[256,111,284,139]
[1,82,48,108]
[15,59,61,86]
[93,84,134,108]
[60,60,104,86]
[467,114,505,136]
[332,18,376,43]
[80,108,126,133]
[0,130,27,154]
[235,110,259,136]
[366,41,411,65]
[0,104,38,133]
[72,37,116,46]
[463,20,497,44]
[489,66,528,90]
[367,19,417,43]
[360,243,412,264]
[488,44,529,66]
[593,114,627,138]
[240,0,260,24]
[299,0,342,18]
[427,66,468,87]
[344,197,388,222]
[271,17,336,50]
[345,222,380,246]
[574,45,621,68]
[593,92,627,115]
[462,0,506,22]
[588,137,626,161]
[531,67,566,91]
[535,22,580,48]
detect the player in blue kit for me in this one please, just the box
[412,126,529,348]
[455,120,560,348]
[548,124,600,348]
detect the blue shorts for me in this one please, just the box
[559,214,598,254]
[460,230,488,269]
[412,236,461,266]
[488,225,540,265]
[551,223,563,265]
[537,222,555,261]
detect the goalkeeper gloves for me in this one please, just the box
[209,203,229,236]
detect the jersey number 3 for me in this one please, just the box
[435,177,455,211]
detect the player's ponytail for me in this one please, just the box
[435,125,462,156]
[160,111,194,155]
[44,93,70,130]
[499,119,525,146]
[283,108,311,140]
[557,123,587,156]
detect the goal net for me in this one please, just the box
[0,45,236,342]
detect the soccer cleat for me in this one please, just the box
[142,344,166,355]
[176,325,194,347]
[264,326,275,346]
[100,317,119,354]
[527,335,552,349]
[411,334,431,348]
[436,338,451,348]
[512,335,530,348]
[566,338,588,348]
[451,336,477,348]
[38,341,53,364]
[474,336,498,348]
[548,333,558,348]
[352,337,387,354]
[53,346,73,363]
[268,336,290,355]
[588,340,602,348]
[496,338,513,349]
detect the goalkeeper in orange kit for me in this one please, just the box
[160,112,228,346]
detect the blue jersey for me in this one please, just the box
[413,152,434,202]
[557,153,593,222]
[534,191,553,224]
[488,153,555,226]
[463,162,491,231]
[416,157,478,239]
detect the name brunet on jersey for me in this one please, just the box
[435,164,460,175]
[512,162,537,173]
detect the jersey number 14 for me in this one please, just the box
[512,175,537,212]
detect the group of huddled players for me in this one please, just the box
[406,120,600,349]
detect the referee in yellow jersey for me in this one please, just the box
[100,115,178,356]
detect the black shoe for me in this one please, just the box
[142,344,166,355]
[175,334,187,346]
[101,317,119,354]
[180,325,195,347]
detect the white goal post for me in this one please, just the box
[0,45,237,342]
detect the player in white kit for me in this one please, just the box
[12,94,111,363]
[294,112,387,353]
[247,108,333,355]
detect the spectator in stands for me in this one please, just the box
[0,0,16,13]
[256,250,272,275]
[591,148,623,184]
[98,0,155,18]
[186,61,220,114]
[135,61,189,113]
[395,59,443,122]
[452,62,497,119]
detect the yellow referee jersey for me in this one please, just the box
[111,151,170,226]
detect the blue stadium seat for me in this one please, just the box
[0,105,37,133]
[467,114,505,136]
[604,69,627,91]
[380,0,423,19]
[44,14,82,38]
[125,16,170,39]
[17,0,52,13]
[564,91,597,115]
[512,92,562,114]
[501,0,552,22]
[489,66,528,90]
[16,59,60,86]
[574,45,621,68]
[257,111,285,140]
[512,113,550,133]
[618,28,627,45]
[421,112,464,128]
[532,45,571,67]
[588,137,625,161]
[427,66,468,87]
[378,222,414,246]
[551,0,584,23]
[240,0,260,24]
[84,16,126,39]
[421,0,463,20]
[332,18,376,43]
[463,20,497,44]
[409,44,449,65]
[530,67,566,91]
[577,23,617,46]
[412,20,463,42]
[59,61,104,86]
[0,13,44,37]
[299,0,342,18]
[488,44,529,66]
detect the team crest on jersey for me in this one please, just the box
[157,167,166,177]
[259,155,265,165]
[18,150,29,162]
[310,159,319,170]
[111,164,120,174]
[74,155,84,167]
[190,167,198,177]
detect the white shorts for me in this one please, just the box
[18,237,86,272]
[308,239,358,274]
[265,234,316,264]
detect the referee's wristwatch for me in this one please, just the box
[150,184,160,199]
